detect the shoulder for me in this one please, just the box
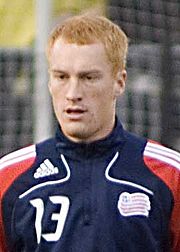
[0,145,36,172]
[0,145,37,200]
[0,145,37,197]
[143,140,180,196]
[122,131,147,159]
[143,140,180,171]
[0,137,56,198]
[143,142,180,251]
[0,137,56,172]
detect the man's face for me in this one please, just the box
[48,38,126,143]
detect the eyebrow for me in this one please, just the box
[79,70,102,76]
[50,69,102,76]
[49,69,65,74]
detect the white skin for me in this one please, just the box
[48,38,126,143]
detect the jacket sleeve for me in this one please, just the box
[170,171,180,252]
[144,141,180,251]
[0,176,8,252]
[0,214,8,252]
[0,145,36,251]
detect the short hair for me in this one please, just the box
[47,14,128,75]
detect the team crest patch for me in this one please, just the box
[118,192,151,217]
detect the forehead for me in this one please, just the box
[49,38,111,71]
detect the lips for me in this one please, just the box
[65,107,87,120]
[66,108,85,114]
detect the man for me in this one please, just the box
[0,14,179,252]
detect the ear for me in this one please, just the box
[114,69,127,97]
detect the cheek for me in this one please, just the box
[49,82,64,100]
[89,84,114,107]
[50,89,64,112]
[49,81,61,94]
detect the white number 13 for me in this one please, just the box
[30,196,70,244]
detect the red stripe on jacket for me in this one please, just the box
[0,154,36,252]
[144,150,180,252]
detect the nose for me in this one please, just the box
[66,77,83,102]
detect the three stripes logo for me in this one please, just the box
[34,159,59,179]
[118,192,151,217]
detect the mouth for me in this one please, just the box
[65,107,87,120]
[66,108,85,113]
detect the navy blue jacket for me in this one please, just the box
[0,120,180,251]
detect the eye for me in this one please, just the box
[86,75,93,80]
[58,74,66,79]
[81,74,99,81]
[55,73,68,80]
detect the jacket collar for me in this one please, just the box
[55,117,126,160]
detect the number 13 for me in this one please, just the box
[30,196,70,244]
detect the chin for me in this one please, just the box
[62,124,90,141]
[66,131,90,142]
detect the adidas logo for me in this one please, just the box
[34,159,59,179]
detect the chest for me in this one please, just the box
[4,155,172,251]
